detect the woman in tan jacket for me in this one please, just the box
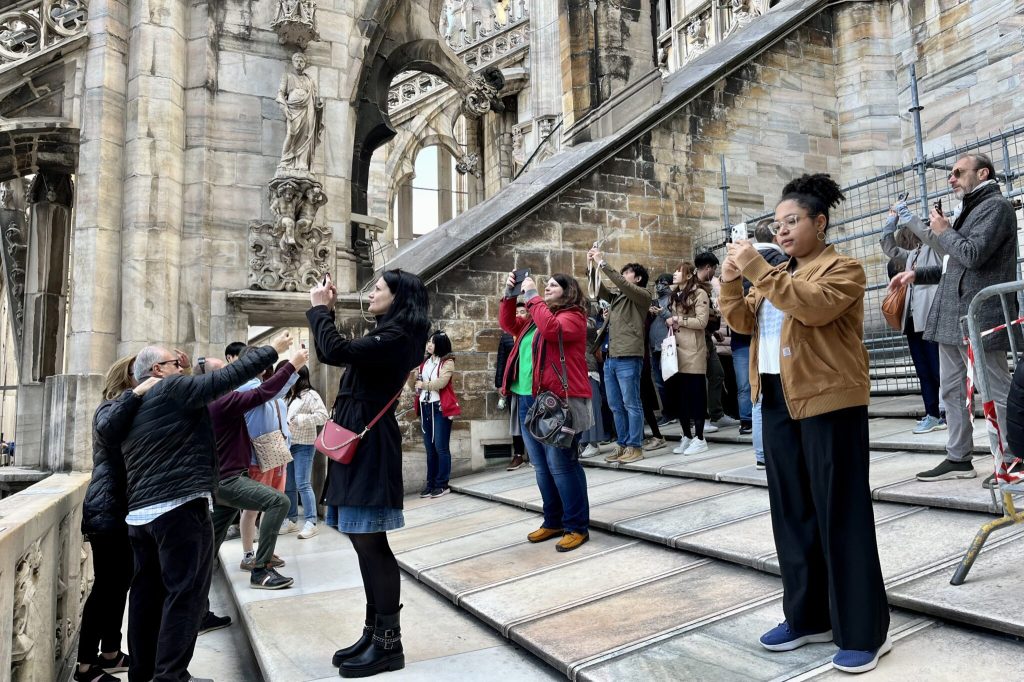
[720,174,890,674]
[666,262,712,455]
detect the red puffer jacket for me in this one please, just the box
[498,296,591,399]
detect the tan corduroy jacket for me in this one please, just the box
[718,244,870,420]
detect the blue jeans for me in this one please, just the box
[285,444,317,523]
[421,401,452,488]
[753,399,764,464]
[604,356,644,447]
[325,504,337,529]
[518,395,590,533]
[733,344,752,423]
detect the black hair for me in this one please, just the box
[515,301,527,309]
[961,153,996,181]
[655,273,673,286]
[239,344,273,377]
[428,330,453,358]
[225,341,246,359]
[694,251,719,269]
[621,263,649,287]
[780,173,845,230]
[287,365,313,402]
[379,269,431,367]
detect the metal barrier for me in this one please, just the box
[949,281,1024,586]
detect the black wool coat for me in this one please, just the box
[82,390,144,536]
[307,306,420,509]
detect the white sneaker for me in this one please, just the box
[581,443,601,458]
[279,520,299,535]
[672,437,692,454]
[703,420,719,434]
[712,415,740,428]
[684,438,709,455]
[297,521,319,539]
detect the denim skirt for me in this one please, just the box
[333,505,405,534]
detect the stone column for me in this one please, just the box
[528,0,562,126]
[396,179,414,246]
[593,0,656,104]
[67,0,129,374]
[437,147,453,225]
[119,0,187,355]
[558,0,596,130]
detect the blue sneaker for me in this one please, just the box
[759,621,833,651]
[913,415,946,434]
[833,634,892,673]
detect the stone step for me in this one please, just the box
[395,490,1024,680]
[867,394,983,420]
[450,467,1024,641]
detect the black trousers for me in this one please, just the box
[127,498,214,682]
[78,531,133,664]
[760,375,889,650]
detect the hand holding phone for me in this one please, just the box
[508,268,529,298]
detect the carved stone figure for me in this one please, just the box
[511,124,526,166]
[272,0,320,47]
[12,539,44,677]
[460,67,505,117]
[727,0,762,35]
[249,177,331,291]
[685,16,709,62]
[277,53,325,176]
[456,152,481,178]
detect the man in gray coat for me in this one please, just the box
[891,153,1018,487]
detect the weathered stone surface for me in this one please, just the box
[615,488,771,545]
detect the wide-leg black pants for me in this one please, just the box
[760,374,889,650]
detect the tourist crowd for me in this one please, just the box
[74,152,1019,681]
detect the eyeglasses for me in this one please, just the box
[765,213,811,235]
[154,359,180,369]
[948,167,979,179]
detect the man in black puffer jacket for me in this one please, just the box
[121,334,292,682]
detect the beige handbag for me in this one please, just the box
[251,401,293,472]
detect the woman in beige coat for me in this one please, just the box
[667,261,712,455]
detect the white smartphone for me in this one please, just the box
[730,222,748,242]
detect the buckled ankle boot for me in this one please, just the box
[332,604,375,667]
[339,607,405,678]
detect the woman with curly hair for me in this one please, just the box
[720,174,890,673]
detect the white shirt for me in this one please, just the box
[757,299,785,375]
[419,356,442,403]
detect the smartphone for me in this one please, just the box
[933,199,942,215]
[509,268,529,297]
[301,343,306,350]
[730,222,748,243]
[896,191,908,202]
[322,273,332,286]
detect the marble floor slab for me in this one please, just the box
[660,450,763,480]
[397,516,546,577]
[490,470,646,508]
[400,494,495,528]
[459,542,707,633]
[510,561,781,675]
[449,470,539,497]
[614,488,771,545]
[590,480,742,529]
[387,502,534,554]
[874,462,1012,514]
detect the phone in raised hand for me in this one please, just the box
[509,268,529,298]
[730,222,748,243]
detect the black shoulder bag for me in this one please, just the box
[524,329,576,449]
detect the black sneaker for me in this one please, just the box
[982,473,998,489]
[430,487,451,498]
[755,460,766,471]
[419,486,432,498]
[250,567,294,590]
[199,611,232,635]
[74,665,119,682]
[916,459,976,482]
[94,651,129,673]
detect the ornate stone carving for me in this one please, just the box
[271,0,319,48]
[456,152,481,178]
[11,538,43,681]
[461,67,505,118]
[511,123,527,166]
[684,15,709,63]
[0,180,27,349]
[249,178,330,291]
[727,0,762,35]
[277,52,325,178]
[0,0,88,68]
[55,513,69,662]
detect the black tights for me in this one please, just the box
[348,532,401,615]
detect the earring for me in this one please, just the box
[816,230,826,242]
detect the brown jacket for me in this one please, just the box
[719,244,869,420]
[670,287,710,374]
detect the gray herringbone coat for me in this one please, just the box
[915,182,1019,350]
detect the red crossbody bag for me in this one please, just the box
[315,388,404,464]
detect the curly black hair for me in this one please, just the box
[780,174,845,230]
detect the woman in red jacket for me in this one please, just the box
[499,272,593,552]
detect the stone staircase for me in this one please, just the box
[219,398,1024,681]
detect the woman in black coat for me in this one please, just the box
[76,355,160,682]
[307,269,429,679]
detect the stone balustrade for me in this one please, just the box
[1,473,91,682]
[387,14,530,114]
[657,0,770,74]
[0,0,89,72]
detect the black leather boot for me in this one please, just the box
[338,609,404,678]
[332,604,375,667]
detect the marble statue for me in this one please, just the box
[277,53,324,176]
[685,16,709,62]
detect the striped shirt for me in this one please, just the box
[125,492,212,526]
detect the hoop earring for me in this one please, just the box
[816,230,826,242]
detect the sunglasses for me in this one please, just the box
[948,167,979,179]
[154,359,181,369]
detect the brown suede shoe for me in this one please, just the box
[604,445,625,462]
[617,446,644,463]
[556,531,590,552]
[527,527,564,543]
